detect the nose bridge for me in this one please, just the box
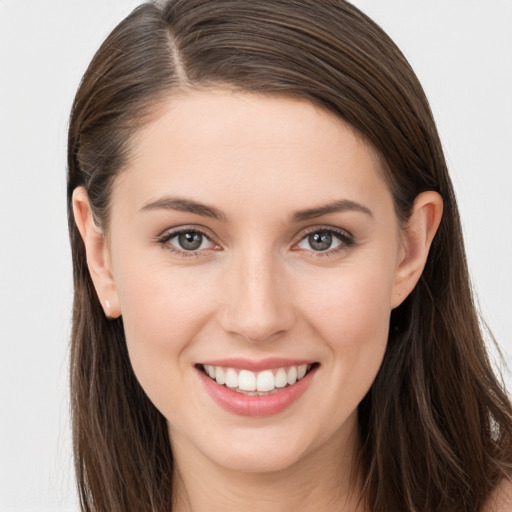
[220,242,294,343]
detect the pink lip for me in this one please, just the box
[198,357,315,372]
[197,363,318,417]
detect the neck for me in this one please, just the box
[170,420,366,512]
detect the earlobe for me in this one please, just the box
[72,186,121,318]
[391,191,443,309]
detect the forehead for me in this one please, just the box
[113,89,392,220]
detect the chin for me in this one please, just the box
[194,416,348,475]
[206,437,312,474]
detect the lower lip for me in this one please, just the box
[197,366,317,417]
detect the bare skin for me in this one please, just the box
[73,90,443,511]
[482,478,512,512]
[171,415,364,512]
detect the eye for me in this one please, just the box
[173,231,209,251]
[158,228,218,255]
[295,228,353,253]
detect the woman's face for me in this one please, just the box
[105,90,406,473]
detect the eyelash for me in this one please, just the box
[295,227,355,257]
[155,226,355,258]
[156,227,218,258]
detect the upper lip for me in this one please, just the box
[197,357,316,372]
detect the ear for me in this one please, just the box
[391,191,443,309]
[72,186,121,318]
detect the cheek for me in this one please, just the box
[113,256,215,385]
[298,259,394,381]
[301,258,394,333]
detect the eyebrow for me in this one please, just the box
[140,196,227,221]
[291,199,373,222]
[140,196,373,223]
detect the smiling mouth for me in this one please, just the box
[198,363,319,396]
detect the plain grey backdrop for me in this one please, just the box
[1,1,511,510]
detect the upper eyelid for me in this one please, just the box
[294,225,354,243]
[155,226,217,250]
[158,225,215,241]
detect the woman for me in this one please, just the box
[67,1,512,510]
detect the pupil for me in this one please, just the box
[309,231,332,251]
[179,232,202,250]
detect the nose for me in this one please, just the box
[218,249,296,343]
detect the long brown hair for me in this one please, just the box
[67,1,512,510]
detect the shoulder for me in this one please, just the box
[482,478,512,512]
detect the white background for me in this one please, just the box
[0,1,511,510]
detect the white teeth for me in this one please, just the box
[203,364,314,393]
[215,367,226,385]
[275,368,288,388]
[256,370,275,392]
[287,366,298,385]
[238,370,257,391]
[225,368,238,389]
